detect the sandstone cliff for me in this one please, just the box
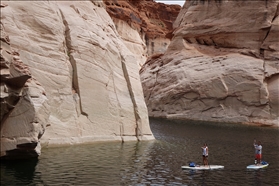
[141,0,279,126]
[1,20,47,159]
[1,1,154,159]
[104,0,181,66]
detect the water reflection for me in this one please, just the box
[1,159,39,185]
[1,118,279,185]
[253,170,263,185]
[35,141,157,186]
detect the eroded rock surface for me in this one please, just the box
[141,0,279,126]
[1,1,153,159]
[104,0,181,66]
[1,19,48,159]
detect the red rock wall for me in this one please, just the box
[104,0,181,56]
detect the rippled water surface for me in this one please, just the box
[1,118,279,185]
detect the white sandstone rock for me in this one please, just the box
[141,0,279,127]
[1,0,153,158]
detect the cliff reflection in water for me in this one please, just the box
[1,159,39,185]
[1,118,279,185]
[1,141,157,186]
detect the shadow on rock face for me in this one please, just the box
[1,142,39,160]
[1,75,31,90]
[0,74,31,126]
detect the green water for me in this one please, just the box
[1,118,279,185]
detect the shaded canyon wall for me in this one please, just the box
[140,0,279,126]
[0,1,154,159]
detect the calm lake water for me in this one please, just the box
[1,118,279,186]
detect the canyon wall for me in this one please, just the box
[141,0,279,126]
[104,0,181,66]
[0,1,154,159]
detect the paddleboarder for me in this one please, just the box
[201,143,209,166]
[253,139,262,165]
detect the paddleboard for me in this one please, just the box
[181,165,224,170]
[246,163,269,169]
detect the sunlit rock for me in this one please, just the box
[141,0,279,126]
[1,20,48,159]
[1,0,154,159]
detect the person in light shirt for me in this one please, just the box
[254,139,262,165]
[201,143,209,166]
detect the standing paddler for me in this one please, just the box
[201,143,209,166]
[253,139,262,165]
